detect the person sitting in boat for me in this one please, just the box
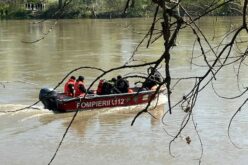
[109,78,121,94]
[143,67,163,90]
[99,78,120,95]
[116,75,129,93]
[64,76,76,97]
[96,79,105,95]
[74,76,87,97]
[74,76,95,97]
[142,76,157,90]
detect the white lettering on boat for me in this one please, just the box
[76,98,125,109]
[142,95,149,101]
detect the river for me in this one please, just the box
[0,17,248,165]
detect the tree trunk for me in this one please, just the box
[130,0,135,8]
[59,0,63,9]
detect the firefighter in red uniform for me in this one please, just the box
[64,76,76,97]
[74,76,87,97]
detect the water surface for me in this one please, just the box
[0,17,248,165]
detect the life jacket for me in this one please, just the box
[64,78,75,97]
[97,79,105,95]
[74,81,85,97]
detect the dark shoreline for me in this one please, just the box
[0,4,242,20]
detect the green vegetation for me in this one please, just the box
[181,0,243,16]
[39,0,155,19]
[0,0,244,19]
[0,1,31,19]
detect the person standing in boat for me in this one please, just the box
[64,76,76,97]
[74,76,87,97]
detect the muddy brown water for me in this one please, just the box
[0,17,248,165]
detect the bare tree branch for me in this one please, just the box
[16,0,248,164]
[228,98,248,149]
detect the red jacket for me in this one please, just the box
[97,79,104,95]
[64,78,75,96]
[74,81,86,97]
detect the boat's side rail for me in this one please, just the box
[57,89,163,103]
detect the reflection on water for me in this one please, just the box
[1,17,248,165]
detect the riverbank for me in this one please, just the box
[0,2,243,20]
[0,7,153,19]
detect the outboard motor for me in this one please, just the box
[39,88,58,110]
